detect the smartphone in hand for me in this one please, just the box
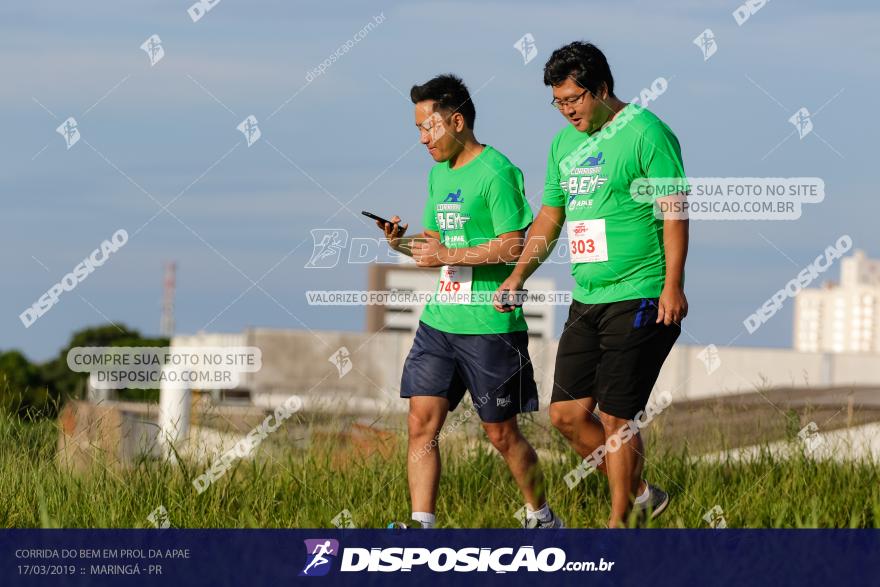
[500,289,528,308]
[362,210,403,235]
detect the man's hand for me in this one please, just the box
[493,273,525,313]
[656,284,688,325]
[376,215,407,251]
[411,237,446,267]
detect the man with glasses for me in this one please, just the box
[496,42,689,527]
[375,74,563,529]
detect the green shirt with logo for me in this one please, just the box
[543,105,686,304]
[420,145,534,334]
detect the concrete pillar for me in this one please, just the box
[820,353,833,386]
[158,367,190,461]
[86,377,112,403]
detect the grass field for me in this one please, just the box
[2,411,879,529]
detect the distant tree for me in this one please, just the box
[109,335,169,403]
[0,350,49,420]
[40,324,144,405]
[2,325,172,420]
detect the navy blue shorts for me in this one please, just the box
[400,322,539,423]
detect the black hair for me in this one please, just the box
[410,74,476,129]
[543,41,615,96]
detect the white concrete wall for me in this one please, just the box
[655,345,825,402]
[172,329,880,411]
[655,344,880,401]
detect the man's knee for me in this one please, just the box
[408,407,443,440]
[550,403,576,435]
[550,404,574,434]
[598,410,629,436]
[483,421,518,453]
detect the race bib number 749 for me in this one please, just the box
[436,265,473,304]
[567,219,608,263]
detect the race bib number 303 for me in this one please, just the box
[567,219,608,263]
[436,265,473,304]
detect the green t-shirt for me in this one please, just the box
[419,145,534,334]
[543,105,686,304]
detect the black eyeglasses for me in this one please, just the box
[550,89,590,110]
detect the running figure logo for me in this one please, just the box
[56,117,80,149]
[237,115,261,147]
[703,505,727,529]
[788,107,813,139]
[693,29,717,61]
[146,505,171,529]
[513,33,538,65]
[798,421,824,455]
[306,229,348,268]
[328,346,352,378]
[300,539,339,577]
[140,34,165,66]
[697,344,721,374]
[330,509,356,529]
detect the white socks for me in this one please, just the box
[526,503,553,523]
[413,506,559,527]
[411,511,436,528]
[634,481,651,505]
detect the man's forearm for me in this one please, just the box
[510,206,565,281]
[442,239,519,266]
[663,218,688,287]
[510,235,556,281]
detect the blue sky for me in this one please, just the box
[2,0,877,361]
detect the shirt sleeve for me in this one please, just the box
[638,121,688,198]
[486,165,533,236]
[541,136,566,207]
[422,168,439,231]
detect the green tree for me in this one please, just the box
[40,324,144,404]
[0,350,49,419]
[3,325,171,420]
[108,334,169,402]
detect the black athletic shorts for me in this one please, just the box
[401,321,539,423]
[551,298,680,419]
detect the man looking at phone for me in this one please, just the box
[375,73,562,529]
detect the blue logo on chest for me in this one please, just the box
[580,152,605,167]
[443,189,463,203]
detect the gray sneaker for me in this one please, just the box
[632,483,670,524]
[524,509,565,529]
[387,521,424,529]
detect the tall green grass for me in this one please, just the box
[1,413,878,529]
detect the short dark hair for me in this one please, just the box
[543,41,615,96]
[410,74,476,129]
